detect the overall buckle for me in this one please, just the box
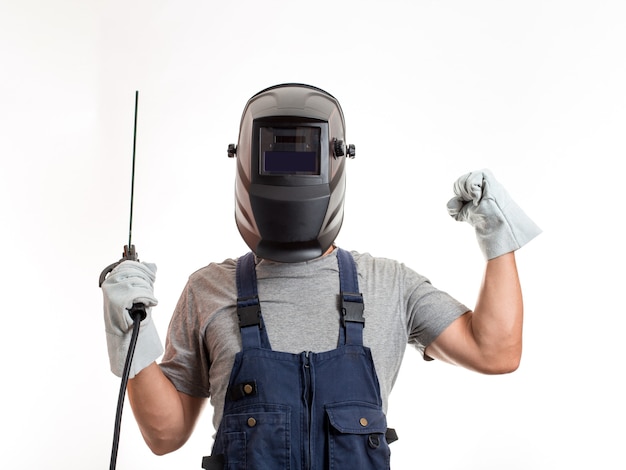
[340,292,365,326]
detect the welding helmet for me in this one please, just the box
[229,83,355,263]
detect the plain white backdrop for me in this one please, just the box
[1,1,625,468]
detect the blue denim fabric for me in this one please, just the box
[204,249,390,470]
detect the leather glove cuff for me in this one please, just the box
[106,314,164,378]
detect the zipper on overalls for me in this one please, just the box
[302,351,313,470]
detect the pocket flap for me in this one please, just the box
[326,402,387,435]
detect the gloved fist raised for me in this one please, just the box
[447,169,541,260]
[101,260,163,378]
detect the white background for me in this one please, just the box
[1,1,625,468]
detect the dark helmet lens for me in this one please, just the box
[260,126,321,176]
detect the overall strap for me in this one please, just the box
[336,248,365,346]
[236,252,271,350]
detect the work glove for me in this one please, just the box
[447,169,541,260]
[101,260,163,378]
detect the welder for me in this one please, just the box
[101,83,541,469]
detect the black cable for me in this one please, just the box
[109,309,143,470]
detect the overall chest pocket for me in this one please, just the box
[326,402,391,470]
[219,406,291,470]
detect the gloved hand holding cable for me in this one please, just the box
[101,260,163,378]
[447,169,541,260]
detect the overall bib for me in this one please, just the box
[202,249,394,470]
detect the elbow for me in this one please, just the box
[478,349,522,375]
[141,425,190,456]
[149,441,175,456]
[146,436,185,456]
[482,359,520,375]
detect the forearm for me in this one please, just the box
[127,362,202,455]
[470,252,523,372]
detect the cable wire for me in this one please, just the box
[109,314,142,470]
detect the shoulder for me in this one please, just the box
[187,256,239,288]
[178,255,244,315]
[346,249,431,286]
[348,249,398,269]
[189,256,238,277]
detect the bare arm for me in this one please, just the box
[425,252,523,374]
[127,362,207,455]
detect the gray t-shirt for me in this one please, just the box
[159,249,469,431]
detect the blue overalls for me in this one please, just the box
[202,249,395,470]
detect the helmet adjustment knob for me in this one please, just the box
[347,144,356,158]
[333,139,345,158]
